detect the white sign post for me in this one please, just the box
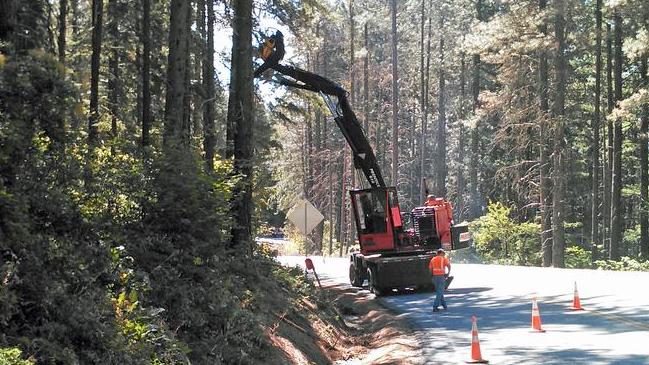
[287,199,324,256]
[287,199,324,236]
[288,199,325,285]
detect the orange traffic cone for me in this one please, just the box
[571,282,584,311]
[466,315,489,364]
[531,297,546,333]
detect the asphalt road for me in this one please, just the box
[278,255,649,365]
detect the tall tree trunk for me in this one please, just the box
[306,103,313,197]
[349,0,355,105]
[457,52,466,220]
[329,147,334,255]
[390,0,399,186]
[469,0,483,218]
[203,0,216,171]
[45,1,56,53]
[338,148,347,254]
[164,0,190,146]
[88,0,103,149]
[419,0,426,202]
[328,132,334,255]
[181,3,192,142]
[322,41,338,253]
[227,0,254,248]
[70,0,79,37]
[591,0,602,263]
[313,41,324,252]
[434,9,447,198]
[135,36,142,134]
[423,16,431,193]
[141,0,151,149]
[134,37,142,137]
[302,113,309,195]
[603,23,613,254]
[363,22,369,133]
[107,0,119,155]
[377,89,383,168]
[57,0,67,64]
[193,0,205,141]
[640,56,649,259]
[409,119,415,201]
[551,0,567,268]
[348,0,356,242]
[539,0,552,267]
[224,0,238,159]
[609,10,623,260]
[322,38,334,255]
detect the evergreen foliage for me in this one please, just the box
[0,1,309,362]
[470,202,540,266]
[1,51,133,363]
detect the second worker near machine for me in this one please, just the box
[429,248,451,312]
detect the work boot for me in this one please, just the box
[433,308,440,312]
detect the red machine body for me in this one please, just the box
[348,187,470,295]
[350,188,461,255]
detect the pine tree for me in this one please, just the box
[227,0,254,248]
[141,0,151,149]
[434,4,447,198]
[591,0,602,263]
[551,0,567,268]
[88,0,104,149]
[203,0,216,171]
[390,0,399,186]
[609,9,624,260]
[57,0,67,64]
[164,0,190,147]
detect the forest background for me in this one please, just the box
[1,0,648,363]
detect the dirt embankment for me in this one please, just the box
[263,279,424,365]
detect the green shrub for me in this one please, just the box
[470,202,540,266]
[595,257,649,271]
[564,246,592,269]
[1,52,135,364]
[0,348,34,365]
[622,225,641,257]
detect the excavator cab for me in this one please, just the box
[350,187,403,255]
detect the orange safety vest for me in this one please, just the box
[429,255,450,276]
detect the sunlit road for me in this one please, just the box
[278,254,649,364]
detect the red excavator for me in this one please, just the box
[255,31,471,295]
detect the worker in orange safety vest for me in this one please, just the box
[424,194,436,206]
[429,248,451,312]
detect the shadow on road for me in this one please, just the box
[379,286,649,364]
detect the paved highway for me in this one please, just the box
[278,255,649,364]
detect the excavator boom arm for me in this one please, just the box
[256,47,386,189]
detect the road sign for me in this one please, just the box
[287,199,324,235]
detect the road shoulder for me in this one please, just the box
[265,278,425,364]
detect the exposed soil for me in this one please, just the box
[262,278,425,365]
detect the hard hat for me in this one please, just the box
[437,248,445,254]
[427,195,435,200]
